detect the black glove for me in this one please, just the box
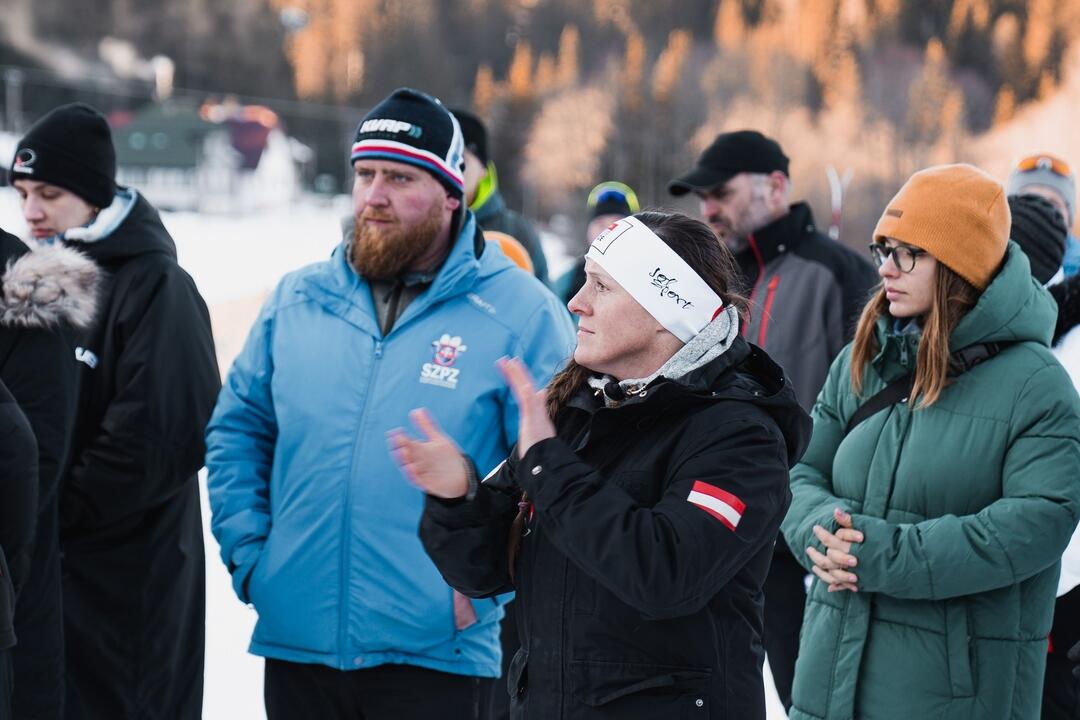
[1068,638,1080,680]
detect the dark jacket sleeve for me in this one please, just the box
[0,382,39,594]
[781,348,858,572]
[1051,273,1080,345]
[508,212,549,286]
[516,417,791,620]
[2,326,78,508]
[420,457,520,598]
[61,266,221,530]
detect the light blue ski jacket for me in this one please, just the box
[206,214,575,675]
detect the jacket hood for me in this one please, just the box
[1,231,99,329]
[950,241,1056,348]
[874,241,1056,359]
[60,188,178,263]
[577,337,812,467]
[707,339,813,466]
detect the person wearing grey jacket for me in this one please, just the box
[670,129,878,711]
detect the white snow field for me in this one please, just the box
[0,191,806,719]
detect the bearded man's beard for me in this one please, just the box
[350,202,445,280]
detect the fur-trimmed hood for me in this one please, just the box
[1,238,100,329]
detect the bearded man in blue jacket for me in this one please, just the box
[206,88,575,720]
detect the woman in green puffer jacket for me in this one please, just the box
[782,164,1080,720]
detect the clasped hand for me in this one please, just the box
[806,508,864,593]
[387,357,555,499]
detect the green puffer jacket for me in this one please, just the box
[782,242,1080,720]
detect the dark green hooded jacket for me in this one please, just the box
[782,242,1080,719]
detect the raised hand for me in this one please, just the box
[387,408,470,499]
[496,356,556,459]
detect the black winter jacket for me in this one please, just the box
[421,339,811,719]
[58,191,220,720]
[1050,271,1080,344]
[0,228,98,719]
[474,189,549,285]
[0,376,38,652]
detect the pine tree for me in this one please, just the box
[522,86,615,207]
[622,29,646,111]
[1023,0,1054,71]
[556,24,580,89]
[991,86,1016,126]
[652,29,691,103]
[508,40,534,103]
[536,53,557,95]
[714,0,745,50]
[473,64,497,118]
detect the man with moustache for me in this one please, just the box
[669,130,877,711]
[205,88,574,720]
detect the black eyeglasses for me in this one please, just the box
[868,243,927,273]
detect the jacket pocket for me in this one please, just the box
[946,600,974,697]
[569,660,711,709]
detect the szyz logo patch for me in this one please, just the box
[420,334,467,390]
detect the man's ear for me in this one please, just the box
[445,193,462,212]
[768,171,790,208]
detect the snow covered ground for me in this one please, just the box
[0,191,801,719]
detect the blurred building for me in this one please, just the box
[112,99,313,213]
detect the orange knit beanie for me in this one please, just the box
[873,164,1010,289]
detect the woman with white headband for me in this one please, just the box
[389,211,811,719]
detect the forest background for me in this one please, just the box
[3,0,1080,248]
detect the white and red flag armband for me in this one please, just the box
[687,480,745,531]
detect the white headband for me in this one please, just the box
[585,216,724,343]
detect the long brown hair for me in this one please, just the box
[850,261,980,408]
[544,211,750,418]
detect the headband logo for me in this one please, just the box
[12,148,36,174]
[590,221,629,254]
[650,268,693,309]
[360,119,423,138]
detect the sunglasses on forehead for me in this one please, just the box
[1015,154,1072,178]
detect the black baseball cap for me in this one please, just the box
[668,129,789,196]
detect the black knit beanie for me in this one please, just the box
[1009,193,1068,284]
[350,88,465,200]
[451,109,489,167]
[10,103,117,209]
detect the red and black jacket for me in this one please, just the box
[736,203,879,411]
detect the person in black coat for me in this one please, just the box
[0,378,39,720]
[452,108,550,285]
[0,228,98,720]
[10,103,220,720]
[391,211,812,719]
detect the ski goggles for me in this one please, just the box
[1015,154,1072,178]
